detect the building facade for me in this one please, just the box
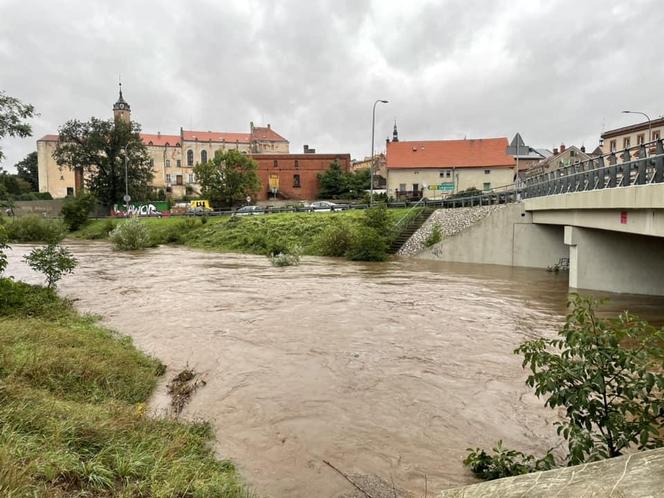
[37,88,300,199]
[600,117,664,155]
[386,137,515,200]
[526,144,591,177]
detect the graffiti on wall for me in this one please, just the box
[112,201,169,217]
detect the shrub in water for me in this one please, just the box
[0,225,8,275]
[109,218,152,250]
[23,243,78,288]
[346,228,388,261]
[464,441,555,480]
[315,222,354,257]
[425,223,443,247]
[5,215,66,243]
[61,191,97,231]
[269,245,302,267]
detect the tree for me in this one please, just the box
[465,295,664,480]
[318,160,349,199]
[15,151,38,191]
[0,91,36,163]
[53,118,153,208]
[61,191,97,231]
[23,243,78,288]
[193,149,260,208]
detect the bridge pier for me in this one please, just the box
[565,226,664,296]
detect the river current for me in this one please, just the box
[7,242,664,497]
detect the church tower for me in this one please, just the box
[392,120,399,142]
[113,83,131,124]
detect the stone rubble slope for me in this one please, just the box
[398,205,506,256]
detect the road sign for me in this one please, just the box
[439,183,454,192]
[123,194,131,202]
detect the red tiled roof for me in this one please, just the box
[251,126,288,142]
[37,134,60,142]
[182,130,251,143]
[386,138,515,169]
[140,133,181,147]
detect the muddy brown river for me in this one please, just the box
[7,242,664,497]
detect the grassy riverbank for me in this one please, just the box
[0,279,252,497]
[70,208,417,255]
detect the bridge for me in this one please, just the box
[416,140,664,296]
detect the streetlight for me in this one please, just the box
[370,99,389,206]
[122,149,131,214]
[622,110,652,144]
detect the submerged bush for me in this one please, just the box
[315,222,354,257]
[269,245,302,267]
[346,228,388,261]
[464,441,555,480]
[425,223,443,247]
[109,218,152,250]
[23,243,78,288]
[5,215,66,243]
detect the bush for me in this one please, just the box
[0,278,69,318]
[425,223,443,247]
[269,245,302,267]
[5,215,66,243]
[109,218,152,250]
[314,222,354,257]
[363,204,392,236]
[0,225,8,275]
[465,295,664,480]
[23,243,78,288]
[346,228,388,261]
[464,441,555,480]
[61,191,96,231]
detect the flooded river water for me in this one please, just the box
[7,242,664,497]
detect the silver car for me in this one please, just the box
[233,205,265,216]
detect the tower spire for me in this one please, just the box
[113,81,131,124]
[392,119,399,142]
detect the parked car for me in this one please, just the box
[187,206,213,216]
[233,205,265,216]
[308,201,348,212]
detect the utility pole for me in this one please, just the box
[370,99,389,206]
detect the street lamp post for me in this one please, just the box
[370,99,389,206]
[622,110,652,144]
[123,151,130,214]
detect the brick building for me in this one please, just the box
[251,153,351,201]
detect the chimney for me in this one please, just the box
[560,143,566,153]
[553,147,559,155]
[580,145,586,153]
[157,131,161,137]
[267,123,271,129]
[250,121,254,131]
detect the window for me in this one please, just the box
[483,182,491,191]
[399,183,406,192]
[201,150,208,164]
[176,159,181,168]
[570,150,576,157]
[66,187,74,196]
[165,159,171,168]
[610,140,617,152]
[187,150,193,166]
[439,170,451,178]
[176,175,183,186]
[484,169,490,175]
[166,173,171,184]
[188,174,194,183]
[273,159,278,168]
[293,174,301,187]
[412,183,419,192]
[654,131,661,141]
[637,134,645,145]
[294,160,299,169]
[623,137,631,149]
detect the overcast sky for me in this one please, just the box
[1,0,662,171]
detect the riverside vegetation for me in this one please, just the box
[0,228,252,497]
[465,295,664,480]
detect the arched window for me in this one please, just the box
[201,150,208,164]
[187,149,193,166]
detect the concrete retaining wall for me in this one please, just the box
[416,204,568,269]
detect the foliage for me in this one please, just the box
[269,245,302,267]
[448,187,481,200]
[0,172,32,198]
[14,151,38,191]
[317,160,371,199]
[23,243,78,288]
[314,221,355,257]
[425,223,443,247]
[109,218,153,250]
[363,204,392,235]
[61,191,97,230]
[53,118,154,208]
[465,295,664,481]
[12,191,52,201]
[0,225,7,275]
[0,91,36,163]
[464,441,556,480]
[194,149,261,208]
[346,228,388,261]
[5,215,66,243]
[516,295,664,465]
[0,278,68,318]
[0,279,252,497]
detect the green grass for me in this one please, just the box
[72,209,418,256]
[0,279,253,497]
